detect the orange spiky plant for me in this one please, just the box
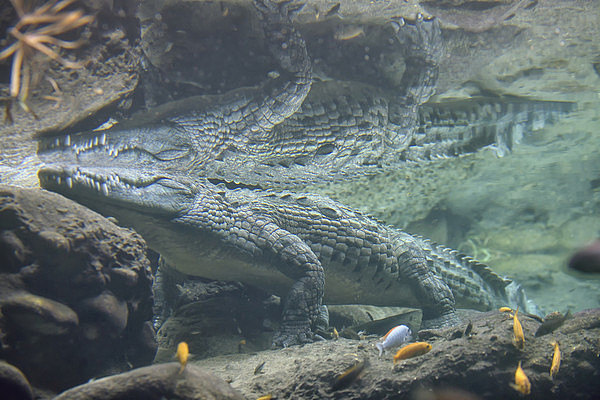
[0,0,93,121]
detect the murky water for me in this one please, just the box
[1,0,599,398]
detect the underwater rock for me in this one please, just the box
[53,362,244,400]
[0,185,155,392]
[421,0,533,33]
[154,278,275,362]
[0,361,33,400]
[78,291,129,340]
[192,308,600,399]
[327,305,422,334]
[0,292,79,335]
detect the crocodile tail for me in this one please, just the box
[420,237,510,296]
[404,97,575,161]
[457,254,511,295]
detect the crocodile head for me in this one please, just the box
[38,122,199,217]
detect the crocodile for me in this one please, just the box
[37,0,571,346]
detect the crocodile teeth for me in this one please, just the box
[101,182,109,196]
[66,177,73,188]
[94,136,99,146]
[100,133,107,146]
[65,135,71,146]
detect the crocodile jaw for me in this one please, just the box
[38,166,196,217]
[37,121,197,179]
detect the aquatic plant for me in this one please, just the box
[0,0,93,120]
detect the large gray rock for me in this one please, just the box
[0,361,33,400]
[327,304,422,333]
[54,363,244,400]
[0,185,156,392]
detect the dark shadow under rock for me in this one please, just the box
[0,185,156,392]
[154,273,278,362]
[53,363,244,400]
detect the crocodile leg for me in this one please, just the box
[174,184,325,347]
[248,0,312,133]
[152,256,186,331]
[169,0,312,159]
[391,232,459,328]
[393,15,442,108]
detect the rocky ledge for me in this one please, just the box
[192,308,600,400]
[0,185,156,393]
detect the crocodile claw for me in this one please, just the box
[394,14,442,105]
[272,320,316,348]
[394,14,442,62]
[252,0,311,75]
[253,0,304,21]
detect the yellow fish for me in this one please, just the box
[513,306,524,350]
[511,361,531,395]
[334,25,364,41]
[176,341,189,374]
[393,342,432,364]
[331,359,368,391]
[550,341,561,379]
[256,395,272,400]
[499,307,514,313]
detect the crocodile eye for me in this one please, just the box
[319,206,340,219]
[315,143,335,156]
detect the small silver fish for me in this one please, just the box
[376,325,412,356]
[254,361,266,375]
